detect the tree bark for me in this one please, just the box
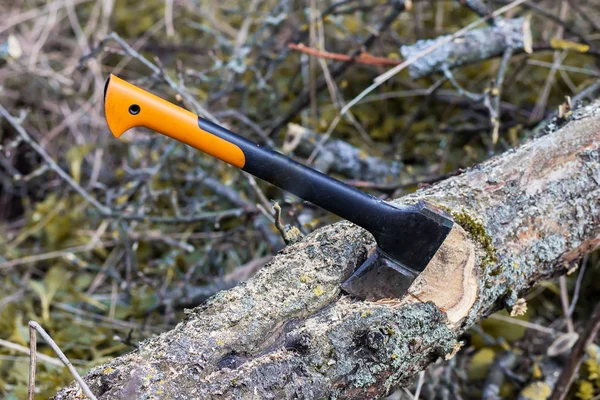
[400,17,528,79]
[55,102,600,399]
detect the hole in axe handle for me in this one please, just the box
[341,249,421,301]
[128,104,140,115]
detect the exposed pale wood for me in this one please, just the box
[402,224,477,327]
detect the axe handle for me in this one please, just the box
[103,74,416,233]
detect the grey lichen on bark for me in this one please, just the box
[400,17,528,79]
[55,101,600,399]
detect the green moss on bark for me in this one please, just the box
[451,210,499,269]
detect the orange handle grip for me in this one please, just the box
[103,74,246,168]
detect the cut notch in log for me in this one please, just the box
[402,223,478,327]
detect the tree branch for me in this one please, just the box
[287,43,401,67]
[283,123,402,182]
[400,17,528,79]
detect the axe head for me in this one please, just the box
[341,201,453,301]
[102,75,454,301]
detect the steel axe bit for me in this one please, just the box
[103,74,454,300]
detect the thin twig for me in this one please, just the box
[0,239,116,270]
[272,201,287,241]
[29,321,98,400]
[287,43,401,66]
[568,256,591,318]
[343,172,451,193]
[549,301,600,400]
[559,275,575,333]
[101,207,249,224]
[271,201,303,245]
[165,0,175,37]
[414,370,425,399]
[527,59,600,77]
[309,0,318,128]
[0,289,25,312]
[28,327,36,400]
[441,65,484,101]
[245,174,274,216]
[488,313,555,335]
[0,338,62,367]
[489,47,514,147]
[529,0,570,122]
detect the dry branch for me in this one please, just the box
[284,124,403,182]
[400,17,528,79]
[287,43,401,67]
[55,101,600,399]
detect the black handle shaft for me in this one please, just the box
[198,117,412,231]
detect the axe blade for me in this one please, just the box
[341,250,421,301]
[341,201,453,300]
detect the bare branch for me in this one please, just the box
[401,17,526,80]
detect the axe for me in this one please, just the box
[103,74,453,300]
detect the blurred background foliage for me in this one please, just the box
[0,0,599,398]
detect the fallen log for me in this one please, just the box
[55,101,600,399]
